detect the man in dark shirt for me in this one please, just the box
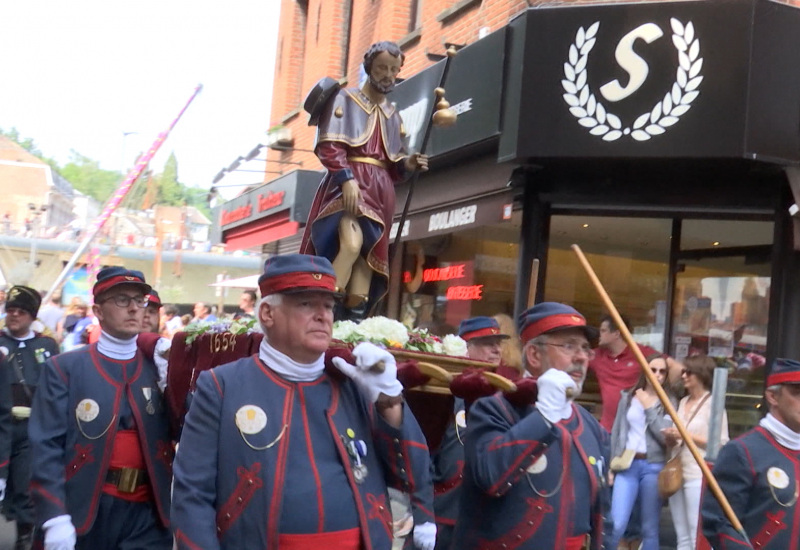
[0,286,59,549]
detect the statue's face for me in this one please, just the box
[368,51,402,94]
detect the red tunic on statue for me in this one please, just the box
[300,87,408,310]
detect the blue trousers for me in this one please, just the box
[608,459,664,550]
[76,494,171,550]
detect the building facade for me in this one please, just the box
[215,0,800,437]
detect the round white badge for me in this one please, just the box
[235,405,267,435]
[76,399,100,422]
[767,467,790,490]
[527,454,548,474]
[455,410,467,429]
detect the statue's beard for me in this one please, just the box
[369,76,395,94]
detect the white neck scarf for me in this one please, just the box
[259,339,324,382]
[97,330,138,360]
[760,413,800,451]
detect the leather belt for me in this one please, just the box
[634,452,647,460]
[347,156,389,169]
[106,467,148,493]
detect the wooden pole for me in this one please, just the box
[527,258,540,308]
[570,244,747,539]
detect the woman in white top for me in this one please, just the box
[662,355,729,550]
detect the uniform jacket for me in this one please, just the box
[0,354,12,478]
[29,345,173,534]
[702,426,800,549]
[171,355,434,550]
[432,398,466,527]
[0,332,59,407]
[452,392,610,550]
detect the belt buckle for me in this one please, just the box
[117,467,140,493]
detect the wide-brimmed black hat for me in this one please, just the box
[6,286,42,318]
[304,77,340,127]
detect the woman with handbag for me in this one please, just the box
[607,354,676,550]
[662,355,729,550]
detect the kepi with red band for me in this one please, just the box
[93,266,151,297]
[458,316,510,342]
[766,357,800,387]
[258,254,341,297]
[144,289,162,308]
[517,302,598,344]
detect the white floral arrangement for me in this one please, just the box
[333,316,467,357]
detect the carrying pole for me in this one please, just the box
[571,244,747,539]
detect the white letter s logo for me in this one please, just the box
[599,23,663,103]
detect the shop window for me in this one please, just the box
[546,215,672,350]
[400,213,520,335]
[673,219,772,435]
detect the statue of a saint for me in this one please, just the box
[300,41,427,320]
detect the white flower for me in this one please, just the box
[332,320,360,341]
[356,316,409,346]
[441,334,468,357]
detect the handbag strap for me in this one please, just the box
[674,392,711,452]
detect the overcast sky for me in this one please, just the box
[0,0,280,199]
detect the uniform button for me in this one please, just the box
[237,497,243,503]
[217,527,221,533]
[225,513,231,519]
[379,506,385,511]
[81,454,86,458]
[397,453,403,458]
[516,535,522,540]
[248,479,254,485]
[537,506,542,511]
[72,465,77,470]
[495,492,501,497]
[506,482,512,487]
[400,469,406,474]
[528,521,533,525]
[393,438,400,444]
[765,531,771,536]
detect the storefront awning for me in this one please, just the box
[224,211,299,251]
[499,0,800,163]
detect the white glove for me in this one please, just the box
[535,368,577,424]
[0,478,5,501]
[43,514,76,550]
[331,342,403,403]
[413,521,437,550]
[154,337,171,392]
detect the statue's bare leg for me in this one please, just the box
[332,214,362,292]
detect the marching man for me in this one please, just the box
[171,254,434,550]
[702,358,800,549]
[29,268,173,550]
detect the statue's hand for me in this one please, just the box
[341,179,362,215]
[405,153,429,172]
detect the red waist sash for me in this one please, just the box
[278,528,361,550]
[566,535,588,550]
[103,429,150,502]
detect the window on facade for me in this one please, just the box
[409,0,423,32]
[399,212,519,335]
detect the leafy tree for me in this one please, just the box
[157,152,183,205]
[59,151,122,203]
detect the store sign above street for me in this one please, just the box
[499,0,800,163]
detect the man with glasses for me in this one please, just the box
[429,316,514,549]
[702,357,800,550]
[0,285,58,549]
[452,302,609,550]
[29,267,173,550]
[171,254,434,550]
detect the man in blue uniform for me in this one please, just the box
[431,316,509,549]
[171,254,434,550]
[701,357,800,549]
[29,267,173,550]
[452,302,610,550]
[0,285,59,549]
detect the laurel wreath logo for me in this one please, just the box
[562,19,703,141]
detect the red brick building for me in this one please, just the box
[239,0,800,442]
